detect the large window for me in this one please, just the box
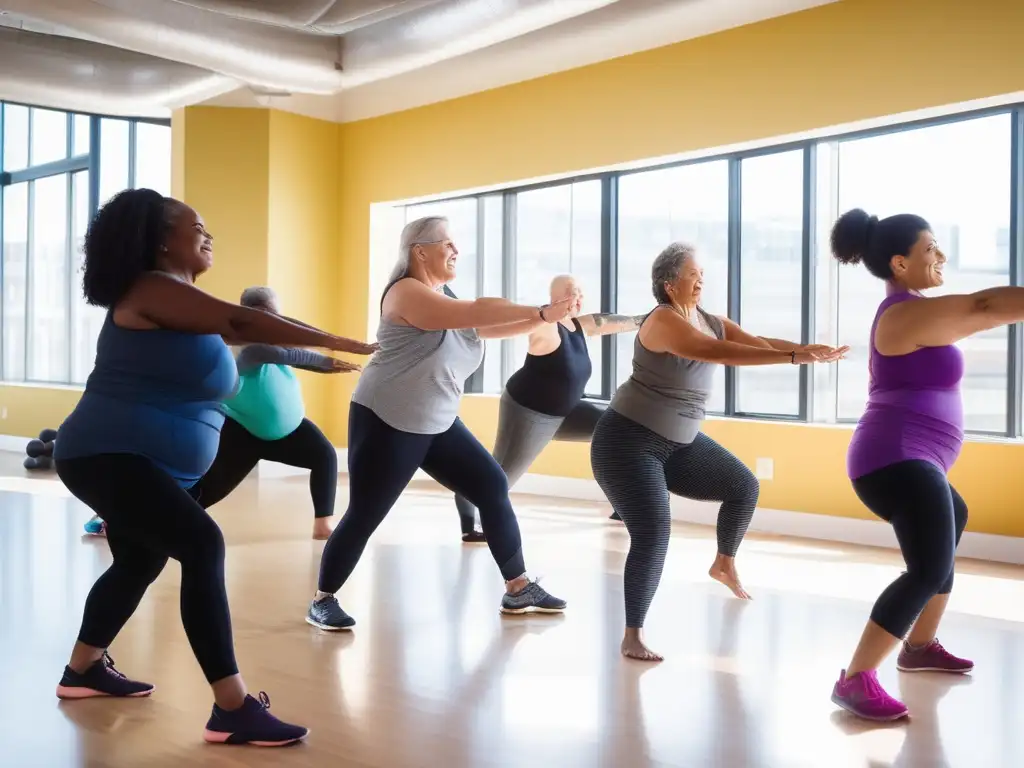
[736,150,805,417]
[511,181,602,396]
[617,160,729,412]
[822,114,1012,433]
[397,104,1024,438]
[0,102,171,385]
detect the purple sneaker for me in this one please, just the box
[896,638,973,673]
[56,652,154,699]
[203,691,309,747]
[831,669,908,722]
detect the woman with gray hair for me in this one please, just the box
[308,215,575,631]
[590,242,847,661]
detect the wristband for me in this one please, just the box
[539,305,549,321]
[790,350,797,364]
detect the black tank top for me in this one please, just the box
[504,319,592,416]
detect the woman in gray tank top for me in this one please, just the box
[308,215,576,630]
[590,242,847,662]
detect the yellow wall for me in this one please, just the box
[171,106,341,429]
[331,0,1024,537]
[266,110,341,431]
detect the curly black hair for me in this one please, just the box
[831,208,932,280]
[82,188,181,308]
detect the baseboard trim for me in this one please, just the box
[253,446,1024,566]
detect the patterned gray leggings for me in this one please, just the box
[590,408,759,628]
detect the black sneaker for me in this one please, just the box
[461,529,487,543]
[56,652,154,699]
[500,579,567,615]
[305,595,355,631]
[203,691,308,747]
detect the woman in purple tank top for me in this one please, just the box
[827,207,1024,722]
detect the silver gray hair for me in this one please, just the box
[240,285,278,310]
[651,242,697,304]
[389,215,449,285]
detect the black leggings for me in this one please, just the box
[591,409,759,628]
[318,403,526,592]
[56,454,238,684]
[192,416,337,517]
[852,460,968,638]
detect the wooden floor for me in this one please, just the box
[2,458,1023,768]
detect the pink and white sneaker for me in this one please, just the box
[831,669,909,722]
[896,638,973,673]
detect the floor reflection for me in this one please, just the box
[1,464,1023,767]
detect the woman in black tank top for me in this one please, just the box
[454,273,645,541]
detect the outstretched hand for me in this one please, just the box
[540,294,574,323]
[328,358,363,374]
[795,344,849,363]
[330,339,379,355]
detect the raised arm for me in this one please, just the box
[576,312,646,336]
[876,287,1024,355]
[719,317,802,351]
[477,317,547,339]
[642,308,839,366]
[386,278,570,331]
[124,273,376,354]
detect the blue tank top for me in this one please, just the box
[504,319,592,416]
[53,313,238,488]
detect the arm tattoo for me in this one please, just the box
[592,313,645,328]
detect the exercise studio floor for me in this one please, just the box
[2,459,1023,768]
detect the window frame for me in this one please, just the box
[0,100,170,386]
[400,102,1024,437]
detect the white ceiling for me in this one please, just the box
[0,0,839,122]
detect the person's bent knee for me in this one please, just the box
[317,445,339,475]
[178,515,227,566]
[735,468,760,506]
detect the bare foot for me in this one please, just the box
[312,518,335,540]
[709,555,751,599]
[621,629,663,662]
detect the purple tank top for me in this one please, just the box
[846,289,964,479]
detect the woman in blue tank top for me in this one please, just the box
[53,188,375,747]
[453,273,644,542]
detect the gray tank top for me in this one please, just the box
[351,317,484,435]
[609,306,724,444]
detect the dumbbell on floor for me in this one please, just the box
[25,427,57,471]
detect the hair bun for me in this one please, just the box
[830,208,876,266]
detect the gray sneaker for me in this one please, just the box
[499,579,566,615]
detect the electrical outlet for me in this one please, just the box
[755,457,773,480]
[1,407,7,419]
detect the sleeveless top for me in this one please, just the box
[847,290,964,479]
[504,318,592,417]
[609,306,724,444]
[53,312,238,488]
[351,299,484,434]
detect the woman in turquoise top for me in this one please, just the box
[190,286,354,540]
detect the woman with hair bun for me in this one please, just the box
[827,208,1021,722]
[589,242,846,662]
